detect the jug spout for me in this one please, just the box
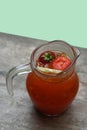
[74,47,80,60]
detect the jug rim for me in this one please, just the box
[31,40,80,77]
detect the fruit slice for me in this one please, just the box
[38,51,56,65]
[52,56,71,70]
[37,66,62,74]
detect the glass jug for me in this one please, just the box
[6,40,80,116]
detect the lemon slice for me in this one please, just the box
[37,66,62,74]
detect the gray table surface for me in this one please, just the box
[0,33,87,130]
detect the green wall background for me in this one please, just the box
[0,0,87,47]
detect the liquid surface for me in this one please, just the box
[36,51,71,74]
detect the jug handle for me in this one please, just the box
[6,63,31,96]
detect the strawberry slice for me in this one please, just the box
[52,56,71,70]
